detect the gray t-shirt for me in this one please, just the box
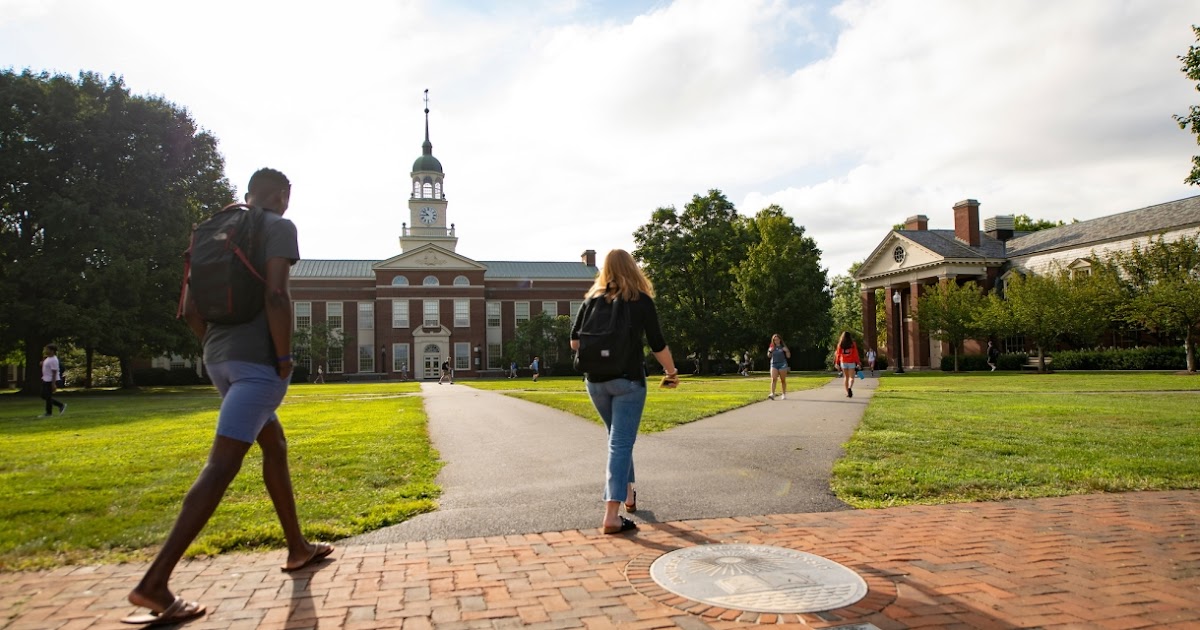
[203,211,300,366]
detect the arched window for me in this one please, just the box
[434,182,442,199]
[423,344,441,354]
[453,275,469,286]
[392,275,409,286]
[422,182,433,198]
[423,275,440,286]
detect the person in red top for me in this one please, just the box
[834,331,861,398]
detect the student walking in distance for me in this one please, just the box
[834,331,861,398]
[767,334,791,400]
[123,169,332,627]
[530,356,540,382]
[865,347,877,377]
[571,249,679,536]
[510,360,518,379]
[439,359,451,384]
[987,341,1000,371]
[39,343,66,417]
[314,365,325,384]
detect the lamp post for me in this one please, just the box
[892,291,905,374]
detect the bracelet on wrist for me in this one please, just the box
[665,371,678,377]
[277,354,292,362]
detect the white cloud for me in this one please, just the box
[2,0,1197,280]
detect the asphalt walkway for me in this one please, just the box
[346,376,869,543]
[4,376,1199,629]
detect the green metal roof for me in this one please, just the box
[412,154,443,174]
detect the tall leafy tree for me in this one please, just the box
[634,190,752,372]
[1013,214,1067,232]
[733,206,832,367]
[505,313,572,372]
[294,321,349,376]
[1110,234,1200,372]
[983,268,1118,373]
[913,280,987,371]
[1175,25,1200,185]
[0,70,232,392]
[829,261,863,343]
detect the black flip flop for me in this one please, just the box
[602,515,638,535]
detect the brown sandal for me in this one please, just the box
[624,490,637,513]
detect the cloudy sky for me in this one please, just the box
[3,0,1198,279]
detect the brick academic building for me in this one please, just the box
[287,107,597,380]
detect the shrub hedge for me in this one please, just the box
[1051,346,1187,370]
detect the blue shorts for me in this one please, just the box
[839,362,858,370]
[207,361,289,443]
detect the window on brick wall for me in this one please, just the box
[514,301,529,326]
[392,343,409,372]
[295,302,311,330]
[359,345,374,373]
[486,301,501,328]
[424,300,439,327]
[358,302,374,330]
[455,343,470,370]
[542,301,558,318]
[454,299,469,327]
[487,343,502,369]
[393,300,408,328]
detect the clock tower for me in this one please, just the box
[401,90,458,252]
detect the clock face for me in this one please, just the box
[419,206,438,225]
[893,245,906,264]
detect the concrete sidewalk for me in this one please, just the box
[2,491,1198,628]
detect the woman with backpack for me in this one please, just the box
[570,249,679,536]
[834,331,861,398]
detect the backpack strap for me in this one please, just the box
[176,228,197,319]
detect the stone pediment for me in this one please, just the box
[374,244,486,271]
[856,233,943,281]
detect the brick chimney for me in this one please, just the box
[904,215,928,231]
[581,249,596,267]
[953,199,981,247]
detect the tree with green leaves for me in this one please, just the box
[734,206,831,366]
[1175,25,1200,185]
[913,280,987,371]
[0,70,233,392]
[634,190,752,372]
[1110,234,1200,372]
[828,261,863,344]
[505,313,572,372]
[983,267,1119,372]
[1013,214,1067,232]
[293,321,349,377]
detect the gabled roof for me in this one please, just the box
[481,261,598,279]
[902,230,1007,259]
[291,260,374,279]
[1005,195,1200,258]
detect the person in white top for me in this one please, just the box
[865,348,877,377]
[39,343,66,417]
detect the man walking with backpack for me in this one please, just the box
[124,169,332,627]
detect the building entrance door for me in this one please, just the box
[422,344,442,379]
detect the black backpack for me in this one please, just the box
[573,295,633,377]
[177,203,267,325]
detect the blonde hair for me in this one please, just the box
[585,249,654,301]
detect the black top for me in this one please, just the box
[571,291,667,383]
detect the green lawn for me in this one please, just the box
[832,371,1200,508]
[0,383,441,570]
[463,373,832,432]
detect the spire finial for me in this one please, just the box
[422,89,433,155]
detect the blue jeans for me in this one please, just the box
[585,378,646,503]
